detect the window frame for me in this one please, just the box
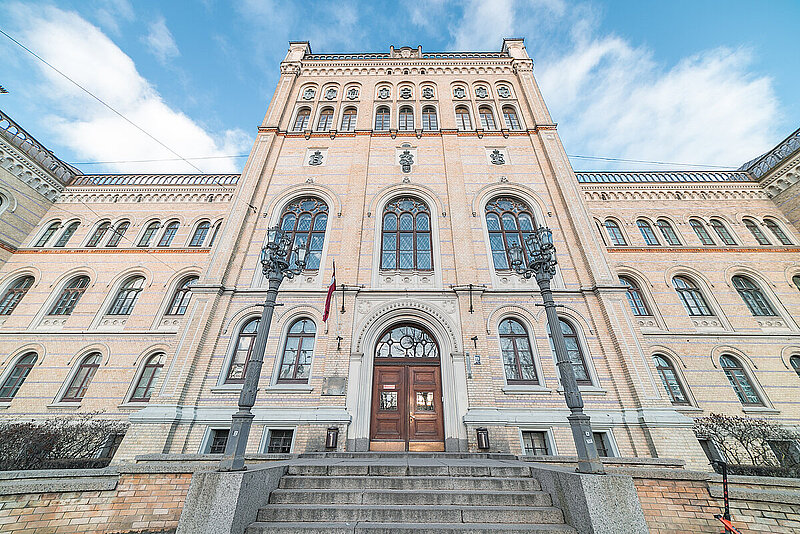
[636,220,660,246]
[710,219,737,245]
[380,196,433,271]
[656,219,682,245]
[107,275,146,316]
[0,351,38,401]
[764,219,793,245]
[421,106,438,131]
[455,106,472,130]
[278,197,329,271]
[86,221,111,247]
[189,221,211,247]
[653,354,690,406]
[137,221,161,247]
[263,428,295,454]
[53,221,80,248]
[502,105,521,130]
[165,276,198,316]
[316,107,334,131]
[0,275,35,316]
[34,221,61,247]
[521,430,552,456]
[604,219,627,246]
[224,317,260,384]
[791,355,800,379]
[203,428,230,454]
[620,276,651,316]
[731,275,777,317]
[689,219,715,245]
[129,353,165,403]
[719,354,764,406]
[484,196,538,271]
[744,219,771,245]
[276,318,317,384]
[293,108,311,131]
[478,106,496,130]
[61,352,102,402]
[398,106,414,131]
[374,106,390,131]
[340,107,357,131]
[157,221,180,247]
[499,318,539,385]
[105,221,130,248]
[48,275,90,316]
[672,276,713,317]
[549,318,593,386]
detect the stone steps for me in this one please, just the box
[280,475,542,491]
[269,488,553,506]
[246,522,577,534]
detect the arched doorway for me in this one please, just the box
[369,323,445,451]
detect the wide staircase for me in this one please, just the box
[244,454,577,533]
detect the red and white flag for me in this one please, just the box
[323,261,336,322]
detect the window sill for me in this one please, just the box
[674,405,704,413]
[741,406,780,415]
[47,402,82,409]
[117,402,149,410]
[556,386,607,395]
[0,401,10,409]
[265,384,313,394]
[502,384,552,395]
[210,384,244,394]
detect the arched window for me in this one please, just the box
[485,196,536,270]
[277,318,316,383]
[166,276,198,316]
[0,352,37,401]
[189,221,210,247]
[375,106,390,130]
[105,221,129,248]
[399,106,414,131]
[710,219,736,245]
[637,220,659,246]
[620,276,651,316]
[552,319,592,385]
[656,219,681,245]
[732,276,776,316]
[86,222,111,247]
[604,220,627,246]
[49,276,90,315]
[62,352,101,402]
[381,197,432,271]
[279,197,328,270]
[108,276,145,315]
[764,219,792,245]
[0,276,34,315]
[689,219,715,245]
[455,107,472,130]
[340,107,357,131]
[672,276,712,316]
[130,353,164,402]
[422,106,438,131]
[653,355,689,405]
[54,221,80,248]
[791,355,800,379]
[158,221,180,247]
[138,221,161,247]
[499,318,538,384]
[478,106,496,129]
[293,108,310,131]
[502,106,520,130]
[744,219,770,245]
[34,221,61,247]
[225,318,259,383]
[376,324,439,359]
[720,355,763,406]
[316,108,334,131]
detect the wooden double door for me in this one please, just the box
[370,364,445,451]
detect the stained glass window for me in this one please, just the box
[376,324,439,359]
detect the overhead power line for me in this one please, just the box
[70,154,250,165]
[567,154,736,169]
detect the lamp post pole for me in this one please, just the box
[219,227,305,472]
[509,228,604,474]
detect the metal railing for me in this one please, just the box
[68,174,240,186]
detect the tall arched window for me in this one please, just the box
[293,108,310,131]
[316,108,334,131]
[499,318,538,384]
[340,107,357,131]
[399,106,414,130]
[422,106,438,131]
[689,219,715,245]
[0,276,34,315]
[166,276,198,316]
[764,219,792,245]
[604,220,627,246]
[502,106,520,130]
[105,221,129,247]
[108,276,145,315]
[375,106,390,130]
[49,276,90,315]
[54,221,80,248]
[637,220,659,245]
[62,352,101,402]
[653,355,689,405]
[86,222,111,247]
[744,219,770,245]
[130,353,164,402]
[672,276,712,316]
[479,106,496,129]
[732,276,776,316]
[0,352,37,401]
[710,219,736,245]
[381,197,432,271]
[656,219,681,245]
[455,107,472,130]
[225,318,259,383]
[720,355,763,406]
[158,221,180,247]
[791,355,800,379]
[138,221,161,247]
[279,197,328,270]
[34,221,61,247]
[552,319,591,385]
[485,196,536,270]
[620,276,651,316]
[277,318,316,383]
[189,221,210,247]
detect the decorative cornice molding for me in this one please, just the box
[57,187,235,204]
[582,186,767,202]
[0,140,64,201]
[607,247,800,254]
[14,247,212,255]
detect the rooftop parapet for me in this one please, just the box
[576,171,753,184]
[740,127,800,179]
[68,174,240,187]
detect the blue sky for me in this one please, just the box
[1,0,798,174]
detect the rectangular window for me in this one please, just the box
[266,429,294,453]
[767,440,800,467]
[593,432,613,457]
[697,438,724,465]
[207,429,229,454]
[522,431,550,456]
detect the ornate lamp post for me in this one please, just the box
[219,226,306,471]
[508,227,604,474]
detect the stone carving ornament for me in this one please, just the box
[303,88,315,100]
[347,88,359,99]
[378,87,390,99]
[497,85,511,98]
[475,86,488,98]
[325,88,337,100]
[422,87,434,99]
[309,150,324,166]
[400,150,414,173]
[453,87,465,99]
[400,87,412,99]
[490,149,505,165]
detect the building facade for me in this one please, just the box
[0,40,798,469]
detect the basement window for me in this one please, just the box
[207,429,229,454]
[266,429,294,453]
[522,431,550,456]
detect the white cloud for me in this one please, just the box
[449,0,515,52]
[91,0,134,35]
[143,16,180,64]
[11,5,249,173]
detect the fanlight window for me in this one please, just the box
[166,276,198,316]
[108,276,145,316]
[502,106,520,130]
[317,108,334,131]
[54,221,80,247]
[278,318,316,383]
[158,221,180,247]
[49,275,90,316]
[376,324,439,359]
[62,352,101,402]
[720,355,763,406]
[479,106,496,130]
[293,108,310,131]
[226,318,259,383]
[340,107,357,131]
[672,276,712,317]
[689,219,715,245]
[106,221,129,247]
[637,220,659,245]
[380,197,432,271]
[375,107,390,130]
[653,355,689,405]
[710,219,736,245]
[279,197,328,270]
[130,353,164,402]
[0,352,37,401]
[86,222,111,247]
[656,219,681,245]
[551,319,591,385]
[499,318,538,384]
[455,107,472,130]
[138,221,161,247]
[620,277,651,316]
[744,219,770,245]
[791,355,800,379]
[422,106,438,130]
[732,276,776,317]
[604,220,627,246]
[189,221,210,247]
[485,196,536,270]
[0,276,34,316]
[764,219,792,245]
[399,106,414,130]
[34,222,61,247]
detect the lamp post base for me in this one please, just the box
[568,413,605,474]
[218,411,254,472]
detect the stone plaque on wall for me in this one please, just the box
[322,376,347,396]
